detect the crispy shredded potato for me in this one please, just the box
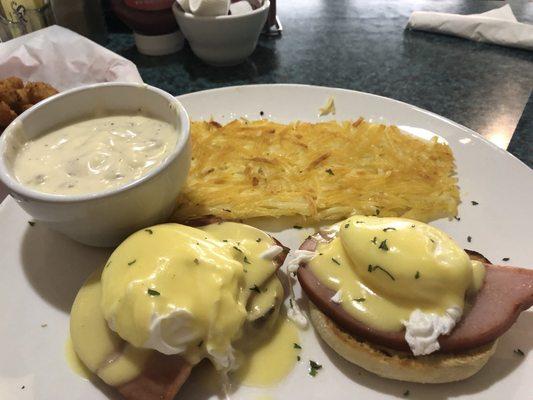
[173,119,459,223]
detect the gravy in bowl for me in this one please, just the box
[13,114,178,195]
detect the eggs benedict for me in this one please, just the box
[70,220,294,399]
[296,215,533,383]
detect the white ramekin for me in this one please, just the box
[0,82,191,247]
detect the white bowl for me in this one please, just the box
[0,83,191,247]
[173,0,270,66]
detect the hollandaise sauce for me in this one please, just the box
[64,336,92,380]
[309,216,485,332]
[70,221,298,390]
[233,316,300,387]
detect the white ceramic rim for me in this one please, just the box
[178,83,530,169]
[173,0,270,20]
[0,82,190,203]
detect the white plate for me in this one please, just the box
[0,84,531,400]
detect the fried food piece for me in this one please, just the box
[0,100,17,128]
[24,81,58,103]
[3,76,23,89]
[0,77,58,130]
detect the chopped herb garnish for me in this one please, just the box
[371,237,377,244]
[297,355,301,361]
[319,252,323,256]
[250,284,261,293]
[502,257,510,261]
[144,229,153,234]
[411,224,416,228]
[41,323,47,328]
[197,340,203,347]
[415,271,420,279]
[223,208,232,212]
[105,261,112,268]
[293,343,302,349]
[471,201,479,206]
[403,389,410,397]
[430,238,435,243]
[368,264,396,281]
[222,239,228,242]
[309,360,323,377]
[243,256,251,264]
[147,288,160,296]
[256,238,262,243]
[194,258,199,265]
[21,386,25,390]
[467,236,472,243]
[293,225,303,229]
[233,246,243,253]
[454,216,461,221]
[356,220,364,224]
[378,239,389,251]
[260,111,264,116]
[128,259,137,266]
[28,221,35,226]
[514,348,525,356]
[345,223,350,229]
[289,298,294,308]
[331,257,340,265]
[354,298,366,302]
[325,168,334,176]
[383,227,396,232]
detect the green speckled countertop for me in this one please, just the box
[105,0,532,168]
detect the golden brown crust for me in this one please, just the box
[309,304,497,383]
[0,77,58,130]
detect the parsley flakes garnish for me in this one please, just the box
[128,259,137,266]
[147,288,160,296]
[378,239,389,251]
[368,264,396,281]
[383,227,396,232]
[415,271,420,279]
[309,360,322,377]
[297,356,301,361]
[293,343,302,349]
[233,246,243,253]
[331,257,340,265]
[144,229,153,234]
[193,258,199,265]
[467,236,472,243]
[325,168,334,176]
[353,298,366,302]
[514,348,525,356]
[250,284,261,293]
[471,201,479,206]
[293,225,303,229]
[243,256,251,264]
[28,221,35,226]
[502,257,510,262]
[256,238,262,243]
[403,389,410,397]
[344,223,350,229]
[371,237,377,244]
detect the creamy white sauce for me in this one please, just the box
[13,114,177,195]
